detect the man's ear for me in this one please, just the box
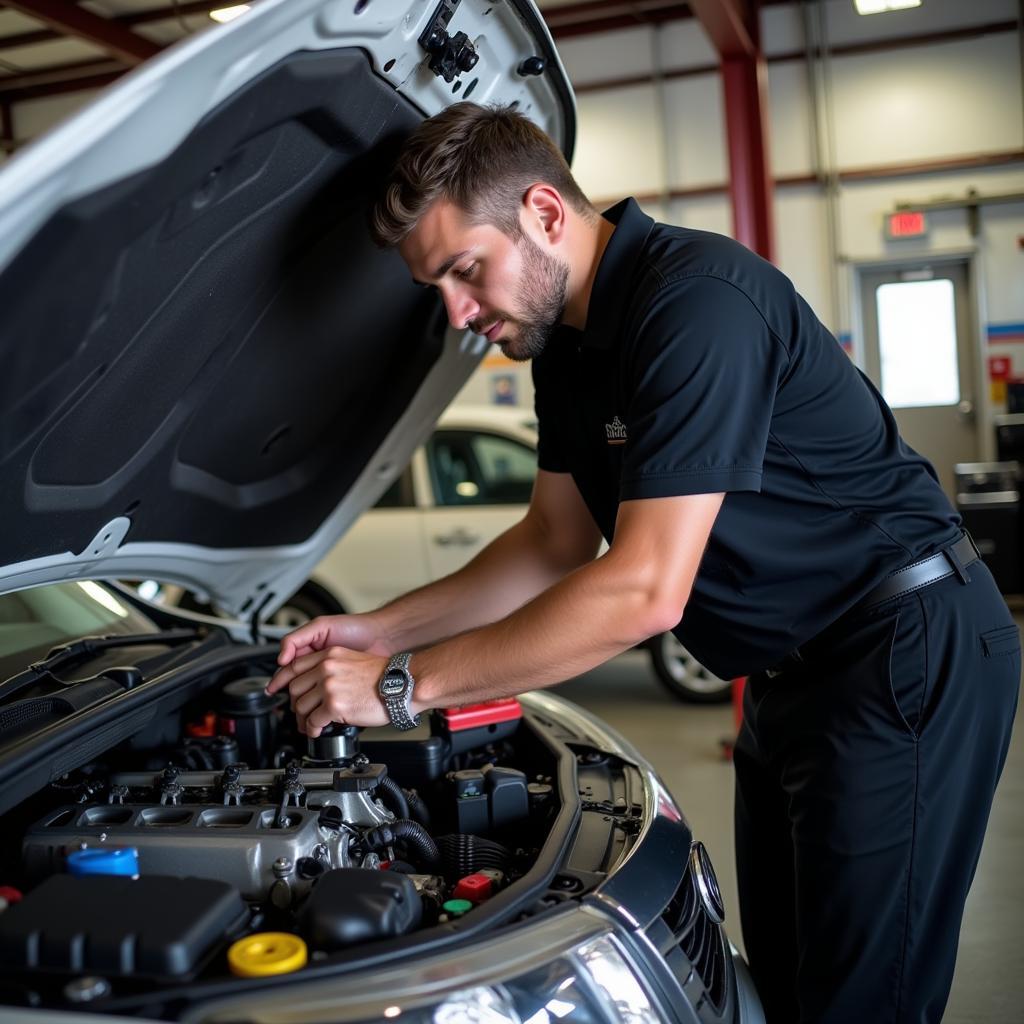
[522,184,567,246]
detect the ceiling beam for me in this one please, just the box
[0,0,793,52]
[543,0,689,24]
[0,67,123,102]
[3,0,162,64]
[0,26,55,51]
[594,150,1024,208]
[686,0,757,58]
[0,2,235,52]
[117,0,223,26]
[0,56,123,90]
[5,16,1015,105]
[0,57,124,102]
[571,19,1020,91]
[543,0,793,44]
[550,5,692,39]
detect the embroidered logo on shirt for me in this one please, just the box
[605,416,627,445]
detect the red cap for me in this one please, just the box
[452,873,493,903]
[0,886,23,904]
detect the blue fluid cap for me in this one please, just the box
[67,847,140,877]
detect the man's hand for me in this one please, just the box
[267,614,392,736]
[275,613,391,669]
[266,645,389,736]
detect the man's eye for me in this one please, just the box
[456,263,477,281]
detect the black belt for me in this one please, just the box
[765,533,981,679]
[856,531,980,611]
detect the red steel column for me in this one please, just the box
[722,52,775,262]
[688,0,776,262]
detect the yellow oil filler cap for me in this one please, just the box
[228,932,308,977]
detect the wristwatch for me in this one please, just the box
[378,652,421,731]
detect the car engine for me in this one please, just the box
[0,663,565,1007]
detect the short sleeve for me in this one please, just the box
[620,275,789,500]
[532,346,570,473]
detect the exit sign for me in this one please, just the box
[886,210,928,239]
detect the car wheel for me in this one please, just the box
[267,580,345,629]
[648,632,732,704]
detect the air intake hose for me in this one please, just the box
[436,833,511,877]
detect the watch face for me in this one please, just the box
[381,674,406,697]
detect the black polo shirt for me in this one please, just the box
[532,198,961,679]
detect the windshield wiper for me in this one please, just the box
[0,628,203,705]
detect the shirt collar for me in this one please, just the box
[577,197,655,350]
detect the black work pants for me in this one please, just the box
[734,562,1020,1024]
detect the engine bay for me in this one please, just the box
[0,656,584,1011]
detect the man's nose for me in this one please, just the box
[441,285,479,330]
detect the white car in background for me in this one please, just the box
[287,405,732,704]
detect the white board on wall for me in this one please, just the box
[556,25,654,88]
[574,85,666,199]
[767,61,815,179]
[662,74,728,189]
[830,34,1023,169]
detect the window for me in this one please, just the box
[427,431,537,507]
[374,466,415,508]
[876,278,959,409]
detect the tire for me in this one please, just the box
[648,632,732,704]
[266,580,345,629]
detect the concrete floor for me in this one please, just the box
[553,642,1024,1023]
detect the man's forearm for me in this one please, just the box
[407,493,724,708]
[268,493,719,737]
[371,516,590,653]
[410,550,682,710]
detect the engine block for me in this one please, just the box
[23,764,394,900]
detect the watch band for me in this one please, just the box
[380,651,420,731]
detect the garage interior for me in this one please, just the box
[1,0,1022,1021]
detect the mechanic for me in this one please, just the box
[267,103,1019,1023]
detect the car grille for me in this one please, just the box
[657,841,729,1016]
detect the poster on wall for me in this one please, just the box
[491,373,517,406]
[989,355,1011,407]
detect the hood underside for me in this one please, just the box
[0,0,574,618]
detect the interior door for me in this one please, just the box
[859,260,979,501]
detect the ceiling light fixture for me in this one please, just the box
[854,0,922,13]
[209,5,251,23]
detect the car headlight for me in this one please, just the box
[377,934,663,1024]
[188,913,670,1024]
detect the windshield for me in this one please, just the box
[0,582,159,678]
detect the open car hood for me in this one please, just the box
[0,0,573,620]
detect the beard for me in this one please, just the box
[470,232,569,362]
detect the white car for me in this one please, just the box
[290,404,733,704]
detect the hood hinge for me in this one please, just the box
[419,0,479,83]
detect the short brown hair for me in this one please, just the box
[370,102,593,247]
